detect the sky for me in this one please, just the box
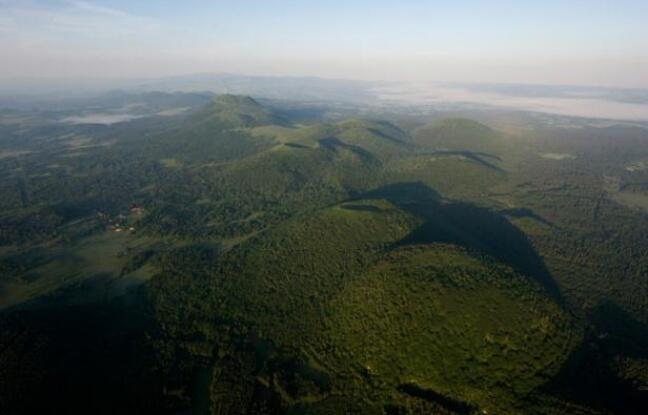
[1,0,647,87]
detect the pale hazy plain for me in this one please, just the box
[374,83,648,121]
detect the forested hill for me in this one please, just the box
[0,94,647,414]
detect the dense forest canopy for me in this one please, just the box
[1,91,647,414]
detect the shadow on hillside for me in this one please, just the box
[0,293,163,414]
[536,301,648,414]
[423,150,506,173]
[361,182,562,301]
[499,207,554,227]
[366,127,408,145]
[319,137,381,165]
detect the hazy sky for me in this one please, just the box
[1,0,647,87]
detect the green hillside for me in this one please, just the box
[328,244,572,413]
[193,94,289,128]
[412,118,500,151]
[1,94,647,415]
[147,195,573,414]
